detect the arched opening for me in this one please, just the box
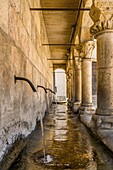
[54,69,66,102]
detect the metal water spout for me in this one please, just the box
[14,75,37,92]
[46,88,56,94]
[37,85,47,93]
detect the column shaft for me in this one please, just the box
[75,66,81,102]
[82,59,92,106]
[96,30,113,116]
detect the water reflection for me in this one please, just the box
[9,104,113,170]
[54,130,68,141]
[54,106,68,141]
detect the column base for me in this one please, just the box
[79,103,95,128]
[92,114,113,130]
[89,114,113,152]
[72,101,81,113]
[79,103,95,115]
[67,99,73,108]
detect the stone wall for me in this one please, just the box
[0,0,53,164]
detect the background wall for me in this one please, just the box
[55,69,66,101]
[0,0,53,162]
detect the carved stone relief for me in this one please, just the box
[76,41,95,59]
[89,1,113,35]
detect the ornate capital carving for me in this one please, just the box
[66,68,73,79]
[75,44,82,56]
[80,41,95,59]
[89,1,113,36]
[73,46,82,70]
[74,57,81,70]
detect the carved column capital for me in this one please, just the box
[74,44,82,56]
[80,41,95,60]
[89,0,113,36]
[74,56,81,70]
[66,68,73,79]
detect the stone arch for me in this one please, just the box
[53,64,66,73]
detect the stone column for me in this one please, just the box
[70,52,74,102]
[71,70,74,102]
[89,0,113,130]
[53,71,55,102]
[66,78,69,99]
[66,76,70,99]
[72,56,82,113]
[74,57,81,103]
[67,68,73,107]
[79,41,95,114]
[72,67,76,102]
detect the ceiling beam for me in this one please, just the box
[47,58,74,60]
[53,72,66,73]
[48,58,67,60]
[30,8,90,11]
[42,44,77,46]
[69,0,83,43]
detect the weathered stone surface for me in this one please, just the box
[74,55,82,103]
[0,0,8,33]
[95,30,113,116]
[0,0,53,164]
[89,0,113,36]
[72,102,80,113]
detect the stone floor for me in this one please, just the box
[9,103,113,170]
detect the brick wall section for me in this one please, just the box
[0,0,53,162]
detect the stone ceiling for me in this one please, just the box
[40,0,83,66]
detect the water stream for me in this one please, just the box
[39,112,46,163]
[8,103,113,170]
[39,112,53,164]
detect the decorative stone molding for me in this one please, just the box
[89,1,113,36]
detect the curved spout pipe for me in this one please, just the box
[37,85,47,93]
[14,75,37,92]
[46,88,55,94]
